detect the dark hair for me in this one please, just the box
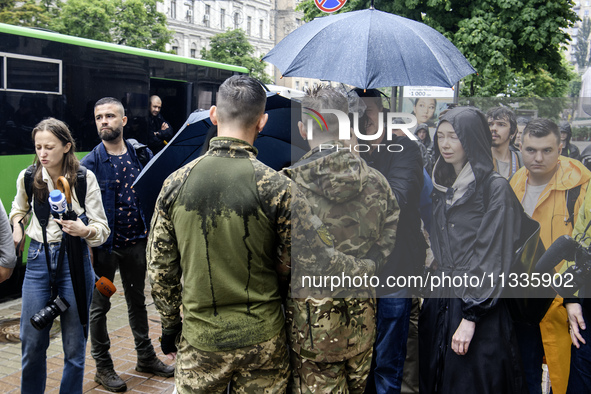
[216,75,266,128]
[95,97,125,117]
[433,121,462,188]
[523,118,561,146]
[31,118,79,201]
[414,97,437,106]
[486,106,517,136]
[301,85,348,139]
[353,88,385,110]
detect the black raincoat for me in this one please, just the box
[419,107,527,394]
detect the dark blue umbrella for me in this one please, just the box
[134,92,307,222]
[263,8,476,89]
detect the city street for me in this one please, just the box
[0,273,175,393]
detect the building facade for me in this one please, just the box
[159,0,318,88]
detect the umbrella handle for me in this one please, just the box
[56,176,72,205]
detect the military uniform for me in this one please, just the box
[283,143,399,393]
[148,137,378,393]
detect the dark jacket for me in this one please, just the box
[361,136,427,295]
[419,107,526,394]
[148,113,174,153]
[81,139,153,251]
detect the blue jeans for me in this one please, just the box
[567,306,591,394]
[366,292,412,394]
[20,240,94,394]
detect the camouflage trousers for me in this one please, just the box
[290,346,373,394]
[175,329,290,393]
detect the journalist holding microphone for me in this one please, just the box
[10,118,109,394]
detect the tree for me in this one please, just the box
[574,17,591,70]
[297,0,579,97]
[0,0,52,28]
[201,29,273,83]
[50,0,173,52]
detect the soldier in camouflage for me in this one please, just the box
[283,86,399,393]
[147,76,381,393]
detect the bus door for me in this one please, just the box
[149,78,192,134]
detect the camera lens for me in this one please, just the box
[30,296,70,331]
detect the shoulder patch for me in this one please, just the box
[317,225,334,247]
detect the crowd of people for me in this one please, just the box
[1,74,590,394]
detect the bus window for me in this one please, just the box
[2,53,62,94]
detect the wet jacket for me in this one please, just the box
[361,136,427,294]
[283,143,399,362]
[81,140,153,252]
[510,156,590,394]
[147,137,378,352]
[420,107,526,394]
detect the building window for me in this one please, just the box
[247,16,252,35]
[221,8,226,30]
[204,5,210,27]
[259,19,263,38]
[172,45,178,54]
[171,0,176,19]
[191,48,196,58]
[234,12,240,29]
[295,81,300,90]
[296,18,301,26]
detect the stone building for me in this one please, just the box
[158,0,318,89]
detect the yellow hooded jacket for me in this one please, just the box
[510,155,591,394]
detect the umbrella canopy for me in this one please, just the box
[134,92,308,222]
[56,176,89,338]
[263,8,476,89]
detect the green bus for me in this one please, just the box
[0,23,247,297]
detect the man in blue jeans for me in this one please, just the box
[354,89,427,393]
[82,97,174,392]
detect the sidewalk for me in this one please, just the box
[0,272,175,393]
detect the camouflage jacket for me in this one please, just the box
[147,137,380,352]
[283,143,399,363]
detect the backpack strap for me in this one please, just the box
[24,164,35,208]
[75,166,88,213]
[565,185,582,227]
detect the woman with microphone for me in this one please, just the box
[10,118,109,394]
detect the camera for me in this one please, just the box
[535,235,591,298]
[30,295,70,331]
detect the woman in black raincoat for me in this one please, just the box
[419,107,527,393]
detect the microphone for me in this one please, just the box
[48,189,67,215]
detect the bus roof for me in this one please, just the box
[0,23,249,74]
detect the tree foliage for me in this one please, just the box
[297,0,579,97]
[0,0,53,27]
[50,0,173,52]
[574,17,591,70]
[0,0,173,52]
[201,29,273,83]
